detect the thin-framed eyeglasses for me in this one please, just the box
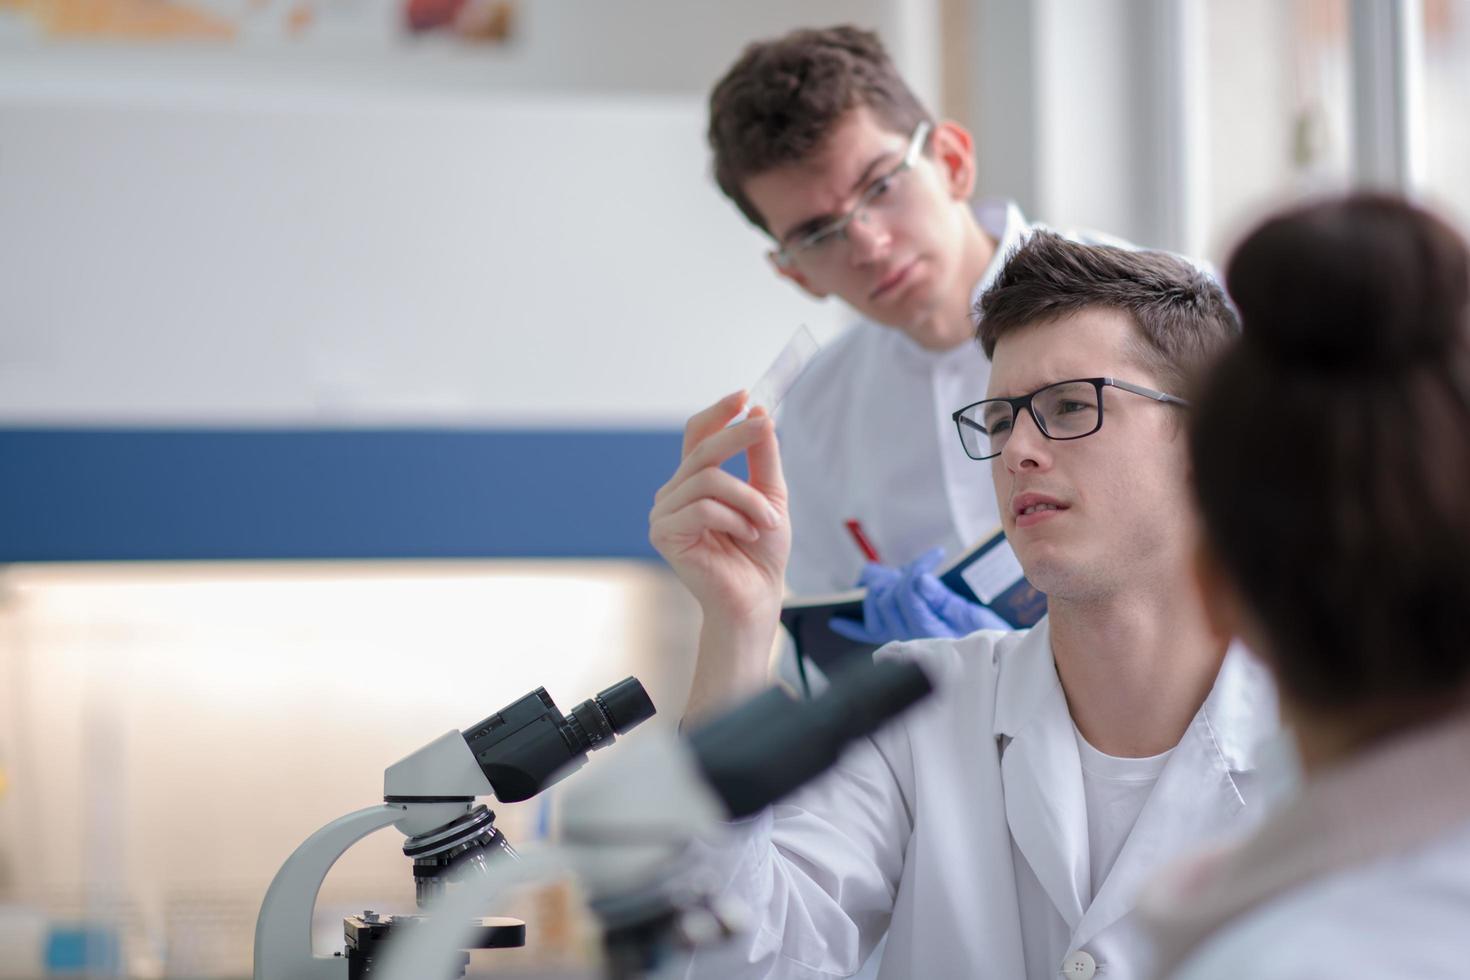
[773,120,933,272]
[952,377,1189,461]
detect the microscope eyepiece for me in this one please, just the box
[596,677,658,735]
[564,678,658,753]
[462,677,656,803]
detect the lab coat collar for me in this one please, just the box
[1197,642,1277,774]
[1073,645,1276,949]
[992,618,1091,929]
[991,615,1059,742]
[992,626,1279,948]
[970,197,1030,308]
[991,631,1274,769]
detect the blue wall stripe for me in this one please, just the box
[0,428,703,562]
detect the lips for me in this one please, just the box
[869,259,917,301]
[1011,492,1069,528]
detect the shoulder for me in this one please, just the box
[1176,821,1470,980]
[776,321,882,433]
[874,628,1033,715]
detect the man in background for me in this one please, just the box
[706,25,1127,650]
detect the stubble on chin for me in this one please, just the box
[1019,552,1113,605]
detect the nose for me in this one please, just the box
[845,209,891,266]
[999,406,1051,473]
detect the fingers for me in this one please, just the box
[651,495,763,550]
[681,390,748,460]
[905,547,947,575]
[894,564,942,637]
[914,576,1009,633]
[656,413,775,506]
[915,574,968,619]
[652,466,778,539]
[863,578,903,642]
[911,574,970,635]
[856,562,900,590]
[742,406,787,502]
[828,615,883,645]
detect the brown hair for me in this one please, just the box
[1190,194,1470,711]
[976,231,1239,397]
[708,25,931,233]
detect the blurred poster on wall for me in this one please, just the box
[0,0,515,43]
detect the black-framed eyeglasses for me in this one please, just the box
[951,377,1189,461]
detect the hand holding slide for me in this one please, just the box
[649,391,791,630]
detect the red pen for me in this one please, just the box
[844,519,884,563]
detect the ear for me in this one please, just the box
[930,120,977,201]
[766,250,829,299]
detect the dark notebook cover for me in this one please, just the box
[780,527,1047,690]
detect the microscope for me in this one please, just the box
[375,657,936,980]
[252,676,656,980]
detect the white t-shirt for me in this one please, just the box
[1075,729,1173,902]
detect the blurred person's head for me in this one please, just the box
[970,233,1239,601]
[708,26,988,349]
[1190,195,1470,758]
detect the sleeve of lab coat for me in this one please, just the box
[675,718,917,980]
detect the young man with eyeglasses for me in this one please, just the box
[708,26,1129,651]
[649,232,1278,979]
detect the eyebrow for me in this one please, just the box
[984,377,1064,400]
[778,149,900,245]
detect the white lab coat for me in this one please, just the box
[778,198,1026,597]
[778,199,1134,597]
[1143,710,1470,980]
[678,620,1280,980]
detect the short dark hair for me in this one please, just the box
[976,232,1240,397]
[1191,194,1470,712]
[708,25,931,233]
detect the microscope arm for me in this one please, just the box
[252,679,656,980]
[254,803,402,980]
[253,801,469,980]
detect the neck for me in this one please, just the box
[921,207,997,351]
[1049,583,1227,758]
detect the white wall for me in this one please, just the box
[967,0,1165,249]
[0,70,860,426]
[0,1,956,428]
[1032,0,1150,242]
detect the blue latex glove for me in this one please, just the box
[828,546,1011,644]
